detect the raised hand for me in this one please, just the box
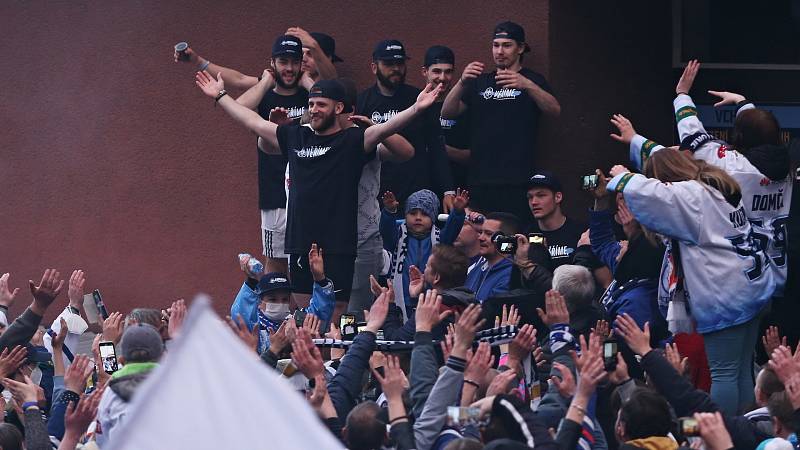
[308,244,325,283]
[415,83,444,111]
[608,353,630,385]
[373,354,407,401]
[291,328,324,379]
[302,313,322,338]
[167,298,187,339]
[348,115,376,128]
[785,373,800,410]
[572,333,603,373]
[442,194,455,214]
[64,354,94,393]
[496,304,520,328]
[269,107,293,126]
[102,312,125,345]
[285,26,316,48]
[609,165,630,178]
[665,342,689,375]
[695,412,734,450]
[460,61,485,83]
[408,265,424,299]
[227,315,259,352]
[382,191,399,213]
[609,114,637,144]
[92,334,111,386]
[591,320,611,341]
[63,386,104,440]
[52,318,68,349]
[195,70,225,98]
[173,45,199,64]
[415,289,451,333]
[486,370,517,397]
[440,327,455,362]
[0,346,27,378]
[495,69,532,90]
[268,320,290,355]
[29,269,65,313]
[364,288,390,334]
[452,188,470,211]
[614,313,652,356]
[575,349,606,398]
[762,326,787,357]
[507,324,537,366]
[590,169,610,200]
[537,290,570,328]
[0,273,19,308]
[708,90,746,108]
[577,229,591,247]
[550,361,576,398]
[676,59,700,95]
[67,270,86,308]
[769,345,800,383]
[2,375,39,404]
[452,304,485,359]
[464,342,494,389]
[615,196,638,237]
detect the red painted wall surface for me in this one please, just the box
[0,1,550,318]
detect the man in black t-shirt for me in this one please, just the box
[196,73,443,309]
[441,21,561,223]
[357,40,455,208]
[421,45,471,195]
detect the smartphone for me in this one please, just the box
[581,174,599,190]
[339,314,356,331]
[528,233,545,245]
[293,309,307,327]
[446,406,483,426]
[99,341,119,374]
[603,340,618,371]
[678,417,699,436]
[93,289,109,320]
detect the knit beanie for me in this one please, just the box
[405,189,439,220]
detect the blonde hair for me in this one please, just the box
[644,148,742,205]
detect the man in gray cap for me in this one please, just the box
[96,324,164,447]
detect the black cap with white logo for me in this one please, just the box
[493,21,531,53]
[373,39,410,61]
[424,45,455,67]
[527,170,562,192]
[308,79,346,103]
[272,34,302,59]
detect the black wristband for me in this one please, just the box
[463,379,480,389]
[214,90,228,106]
[61,390,81,404]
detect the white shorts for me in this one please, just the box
[261,208,287,259]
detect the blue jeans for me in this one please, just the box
[702,316,760,414]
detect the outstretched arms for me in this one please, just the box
[363,83,443,151]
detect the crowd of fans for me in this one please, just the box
[2,19,799,450]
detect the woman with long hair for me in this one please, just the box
[606,148,775,414]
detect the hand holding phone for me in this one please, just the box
[99,341,119,374]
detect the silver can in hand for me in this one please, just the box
[174,42,190,61]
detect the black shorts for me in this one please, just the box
[289,253,355,302]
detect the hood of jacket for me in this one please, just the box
[742,144,791,181]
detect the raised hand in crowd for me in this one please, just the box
[609,114,637,144]
[496,68,533,90]
[506,324,537,376]
[238,254,262,279]
[29,269,64,315]
[451,304,485,359]
[591,319,611,341]
[291,328,325,379]
[495,304,520,328]
[676,59,700,95]
[0,346,27,378]
[615,195,639,240]
[550,361,576,398]
[302,313,322,339]
[769,345,800,383]
[440,326,455,362]
[567,345,606,424]
[268,107,293,126]
[92,334,111,386]
[173,44,199,64]
[308,243,326,283]
[665,342,689,375]
[607,353,630,386]
[462,342,494,404]
[707,90,746,107]
[268,320,290,356]
[415,289,451,333]
[784,373,800,410]
[60,387,105,450]
[195,70,225,98]
[408,265,424,299]
[572,333,603,373]
[486,369,517,397]
[102,312,125,345]
[537,289,570,328]
[382,191,399,213]
[166,298,187,339]
[609,164,630,178]
[364,287,391,334]
[67,270,86,310]
[0,273,19,308]
[2,375,39,405]
[64,355,94,394]
[694,412,734,450]
[228,315,259,352]
[614,313,652,356]
[373,355,409,424]
[762,326,787,357]
[415,82,444,110]
[577,229,591,247]
[452,188,470,211]
[460,61,485,83]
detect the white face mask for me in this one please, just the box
[262,303,291,322]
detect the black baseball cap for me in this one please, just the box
[424,45,455,67]
[310,32,343,62]
[308,79,346,103]
[257,272,293,296]
[272,34,303,59]
[527,170,562,192]
[493,21,531,53]
[373,39,410,61]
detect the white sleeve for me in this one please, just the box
[629,134,665,171]
[673,94,708,141]
[607,173,703,244]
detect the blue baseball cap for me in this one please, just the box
[257,272,293,296]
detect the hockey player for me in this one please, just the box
[607,149,775,415]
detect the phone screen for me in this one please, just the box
[99,342,119,374]
[339,314,356,331]
[604,342,617,358]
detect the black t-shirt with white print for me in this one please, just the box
[428,101,470,188]
[277,124,370,256]
[527,216,586,269]
[256,89,308,210]
[462,68,553,186]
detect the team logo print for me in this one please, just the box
[717,145,728,159]
[760,177,771,186]
[480,86,521,100]
[294,146,331,158]
[371,111,383,123]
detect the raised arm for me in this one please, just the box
[195,71,280,154]
[236,69,275,111]
[348,115,414,163]
[363,83,443,151]
[441,61,484,119]
[673,60,710,141]
[286,27,337,80]
[173,45,259,91]
[610,114,665,171]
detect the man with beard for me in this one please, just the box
[442,22,561,223]
[421,45,471,190]
[357,40,455,209]
[195,73,443,316]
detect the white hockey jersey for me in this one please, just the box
[628,95,792,296]
[607,172,774,334]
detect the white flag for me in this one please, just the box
[106,297,344,450]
